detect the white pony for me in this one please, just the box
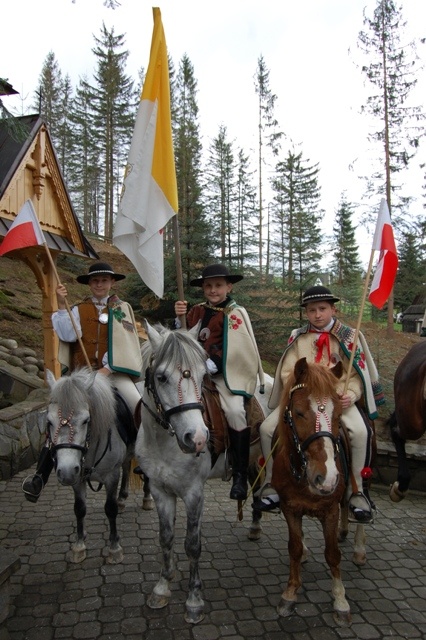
[46,368,137,564]
[135,323,271,624]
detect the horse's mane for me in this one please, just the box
[49,368,117,439]
[142,325,207,373]
[283,360,341,404]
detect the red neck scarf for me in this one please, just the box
[310,330,331,364]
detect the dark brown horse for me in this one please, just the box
[388,340,426,502]
[272,357,367,627]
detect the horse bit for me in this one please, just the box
[142,358,204,438]
[47,408,112,486]
[284,383,340,481]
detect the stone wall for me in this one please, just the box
[0,338,49,480]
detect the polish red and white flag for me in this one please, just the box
[368,199,398,309]
[0,200,45,256]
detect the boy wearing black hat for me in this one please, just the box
[22,262,142,502]
[175,264,265,501]
[253,285,384,523]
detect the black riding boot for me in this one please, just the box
[229,427,251,500]
[22,446,54,503]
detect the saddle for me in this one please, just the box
[201,375,264,457]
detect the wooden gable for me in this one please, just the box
[0,114,97,258]
[0,115,99,377]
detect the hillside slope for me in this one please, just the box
[0,238,421,414]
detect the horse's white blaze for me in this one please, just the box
[308,396,339,493]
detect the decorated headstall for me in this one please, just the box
[284,382,340,481]
[142,354,204,437]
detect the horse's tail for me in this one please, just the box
[387,411,398,442]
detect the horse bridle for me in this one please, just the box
[284,383,340,482]
[47,407,112,487]
[142,358,204,439]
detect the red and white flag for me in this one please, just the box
[0,200,45,256]
[368,199,398,309]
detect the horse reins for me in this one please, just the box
[48,407,112,489]
[142,357,204,439]
[285,382,340,482]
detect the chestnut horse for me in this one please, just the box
[272,357,368,627]
[388,340,426,502]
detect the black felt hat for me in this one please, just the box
[190,263,243,287]
[76,262,126,284]
[301,285,340,307]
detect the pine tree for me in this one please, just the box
[88,23,137,239]
[271,148,323,297]
[329,194,363,312]
[55,74,74,184]
[204,125,235,262]
[170,54,210,292]
[254,56,283,276]
[393,227,425,312]
[358,0,424,212]
[34,51,64,145]
[357,0,425,332]
[67,76,102,233]
[234,148,258,269]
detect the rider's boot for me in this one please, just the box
[22,446,54,503]
[347,434,375,523]
[229,427,251,500]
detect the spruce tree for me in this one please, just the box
[67,76,102,233]
[271,148,323,323]
[34,51,64,144]
[170,54,210,293]
[329,194,363,313]
[88,23,137,239]
[357,0,425,332]
[254,56,283,276]
[393,228,425,312]
[204,125,235,262]
[235,148,258,269]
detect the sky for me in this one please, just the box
[2,0,426,267]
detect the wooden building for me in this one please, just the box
[0,114,98,377]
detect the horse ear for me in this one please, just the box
[145,320,163,350]
[45,369,57,389]
[188,321,201,340]
[294,357,308,380]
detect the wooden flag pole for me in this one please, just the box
[43,243,93,370]
[342,248,376,395]
[172,215,187,330]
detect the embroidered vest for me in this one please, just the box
[71,300,108,370]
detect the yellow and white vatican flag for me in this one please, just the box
[113,7,178,298]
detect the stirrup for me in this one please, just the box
[22,474,44,503]
[252,494,280,512]
[348,491,374,524]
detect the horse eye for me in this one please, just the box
[156,373,167,383]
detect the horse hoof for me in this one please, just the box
[352,551,366,566]
[107,546,124,564]
[389,482,406,503]
[70,548,86,564]
[277,598,296,618]
[148,592,169,609]
[143,497,154,511]
[248,524,262,541]
[333,609,352,627]
[185,607,205,625]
